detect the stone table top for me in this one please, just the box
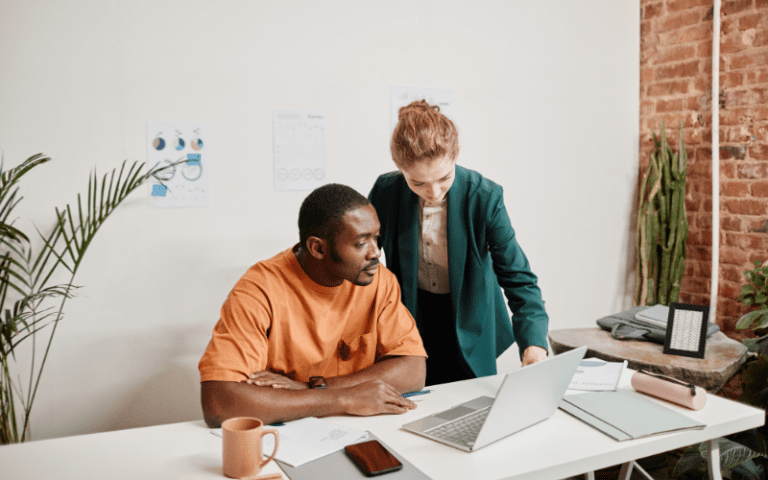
[548,328,748,392]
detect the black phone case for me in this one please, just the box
[275,432,430,479]
[345,440,404,476]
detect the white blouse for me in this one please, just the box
[417,197,450,294]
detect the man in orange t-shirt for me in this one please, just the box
[199,184,427,427]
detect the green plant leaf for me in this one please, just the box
[742,284,757,295]
[736,310,765,329]
[754,312,768,330]
[700,437,766,471]
[32,215,72,288]
[733,459,766,480]
[739,355,768,408]
[674,444,705,476]
[675,438,767,476]
[0,223,28,244]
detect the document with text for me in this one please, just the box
[212,417,368,467]
[568,358,627,391]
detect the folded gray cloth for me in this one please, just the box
[596,306,720,344]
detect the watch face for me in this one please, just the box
[310,376,327,389]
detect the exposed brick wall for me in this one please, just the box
[639,0,768,339]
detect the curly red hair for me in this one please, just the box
[390,100,459,168]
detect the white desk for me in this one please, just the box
[0,370,763,480]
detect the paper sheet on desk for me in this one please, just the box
[568,358,627,391]
[212,417,368,467]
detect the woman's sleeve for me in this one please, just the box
[485,188,549,355]
[368,176,386,230]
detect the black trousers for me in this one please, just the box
[417,289,475,386]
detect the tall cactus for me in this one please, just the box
[636,121,689,306]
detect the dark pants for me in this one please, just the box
[417,289,475,386]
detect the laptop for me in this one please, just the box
[402,345,587,451]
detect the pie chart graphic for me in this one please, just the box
[153,137,165,151]
[190,138,204,151]
[174,137,185,151]
[154,160,176,181]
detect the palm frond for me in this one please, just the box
[32,214,73,289]
[0,154,51,208]
[7,312,57,352]
[0,255,31,296]
[0,190,29,245]
[37,159,182,281]
[2,308,56,358]
[0,286,74,339]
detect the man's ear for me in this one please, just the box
[305,236,328,260]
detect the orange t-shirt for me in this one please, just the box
[199,247,427,383]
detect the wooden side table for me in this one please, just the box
[548,328,748,392]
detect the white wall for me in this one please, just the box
[0,0,640,440]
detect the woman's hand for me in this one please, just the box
[521,345,548,367]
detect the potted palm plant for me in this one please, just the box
[0,153,180,444]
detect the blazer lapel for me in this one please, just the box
[448,166,469,313]
[396,177,419,312]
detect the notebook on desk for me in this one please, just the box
[402,346,587,452]
[560,390,705,441]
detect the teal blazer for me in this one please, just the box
[369,165,549,378]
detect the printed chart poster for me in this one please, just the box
[147,121,209,208]
[390,86,456,135]
[273,110,327,192]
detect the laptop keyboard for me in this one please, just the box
[426,408,490,447]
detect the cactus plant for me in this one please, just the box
[635,121,689,306]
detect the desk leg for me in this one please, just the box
[618,462,633,479]
[707,438,723,480]
[619,461,655,480]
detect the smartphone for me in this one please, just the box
[344,439,403,476]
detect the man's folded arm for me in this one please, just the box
[324,355,426,393]
[202,380,340,427]
[201,358,423,428]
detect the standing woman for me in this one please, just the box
[369,100,549,386]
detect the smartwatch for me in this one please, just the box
[308,376,327,389]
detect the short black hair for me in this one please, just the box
[298,183,370,249]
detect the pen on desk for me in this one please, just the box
[403,389,431,398]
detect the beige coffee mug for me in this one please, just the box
[222,417,279,479]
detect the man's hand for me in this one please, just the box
[245,371,309,390]
[521,345,548,367]
[339,380,417,416]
